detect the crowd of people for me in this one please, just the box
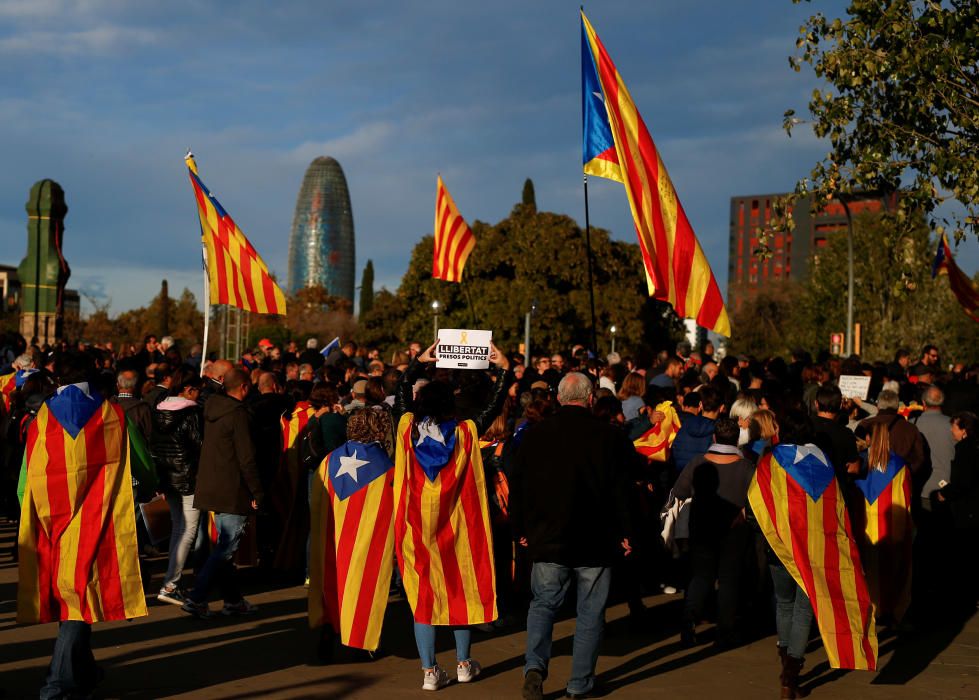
[1,329,978,699]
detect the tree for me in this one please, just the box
[359,260,375,316]
[787,212,979,362]
[522,178,537,212]
[376,201,682,359]
[727,286,804,358]
[785,0,979,243]
[358,288,406,359]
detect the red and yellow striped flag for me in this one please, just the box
[633,401,681,462]
[581,11,730,336]
[281,401,316,476]
[394,414,496,626]
[433,176,476,283]
[18,397,147,624]
[853,453,913,622]
[185,153,287,315]
[0,371,14,412]
[309,441,396,650]
[750,444,877,670]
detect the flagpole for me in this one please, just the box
[582,173,599,354]
[200,245,210,377]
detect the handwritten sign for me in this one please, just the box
[838,374,872,401]
[436,329,492,370]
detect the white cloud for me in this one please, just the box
[0,25,159,55]
[286,122,396,164]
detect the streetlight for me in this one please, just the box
[431,300,440,341]
[523,299,538,368]
[609,324,617,355]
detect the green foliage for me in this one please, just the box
[522,178,537,212]
[94,287,203,352]
[358,288,406,359]
[358,202,683,358]
[786,0,979,242]
[359,260,375,316]
[733,211,979,362]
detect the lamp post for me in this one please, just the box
[523,299,537,368]
[431,300,440,341]
[610,324,617,356]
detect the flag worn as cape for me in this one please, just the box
[185,152,287,316]
[309,440,395,651]
[273,402,318,571]
[433,176,476,283]
[853,452,913,622]
[394,414,496,626]
[581,11,730,336]
[0,371,15,412]
[18,387,147,624]
[634,400,681,462]
[749,444,877,670]
[932,233,979,322]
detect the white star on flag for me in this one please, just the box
[793,444,825,465]
[336,449,370,482]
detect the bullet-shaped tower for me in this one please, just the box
[287,157,355,302]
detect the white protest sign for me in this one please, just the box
[436,329,492,370]
[838,374,871,400]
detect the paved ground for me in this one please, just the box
[2,520,977,699]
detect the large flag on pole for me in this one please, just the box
[433,176,476,283]
[185,154,287,315]
[932,233,979,322]
[581,11,730,337]
[749,444,877,670]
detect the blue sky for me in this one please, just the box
[1,0,974,315]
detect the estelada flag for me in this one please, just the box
[853,452,913,622]
[433,176,476,283]
[185,152,287,315]
[394,414,496,626]
[634,400,681,462]
[932,233,979,322]
[18,386,147,624]
[581,11,730,337]
[0,371,14,412]
[309,440,395,651]
[749,444,877,670]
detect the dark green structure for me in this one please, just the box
[17,179,70,345]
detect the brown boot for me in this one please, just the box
[780,655,809,699]
[777,645,788,684]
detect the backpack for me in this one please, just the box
[299,416,327,471]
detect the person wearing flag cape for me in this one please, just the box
[748,409,877,699]
[392,339,508,691]
[17,352,150,699]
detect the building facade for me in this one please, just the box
[727,191,896,313]
[286,156,356,303]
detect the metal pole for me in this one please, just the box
[200,246,210,376]
[433,311,439,342]
[611,335,616,356]
[524,311,531,367]
[582,175,598,354]
[842,198,854,357]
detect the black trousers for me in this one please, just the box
[684,525,750,637]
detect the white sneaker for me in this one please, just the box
[422,665,450,691]
[457,659,481,683]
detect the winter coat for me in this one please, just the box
[941,435,979,529]
[150,397,202,496]
[194,394,264,515]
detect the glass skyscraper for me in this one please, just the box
[287,156,356,302]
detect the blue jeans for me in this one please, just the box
[164,494,201,588]
[413,621,471,669]
[190,512,248,605]
[41,621,96,700]
[525,563,611,695]
[770,564,814,660]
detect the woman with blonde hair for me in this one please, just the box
[744,409,778,464]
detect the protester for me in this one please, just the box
[183,368,263,618]
[938,411,979,612]
[511,372,634,700]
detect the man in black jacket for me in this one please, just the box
[511,372,633,700]
[183,369,264,618]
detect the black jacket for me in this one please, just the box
[194,394,264,515]
[510,405,634,567]
[150,398,203,496]
[941,436,979,529]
